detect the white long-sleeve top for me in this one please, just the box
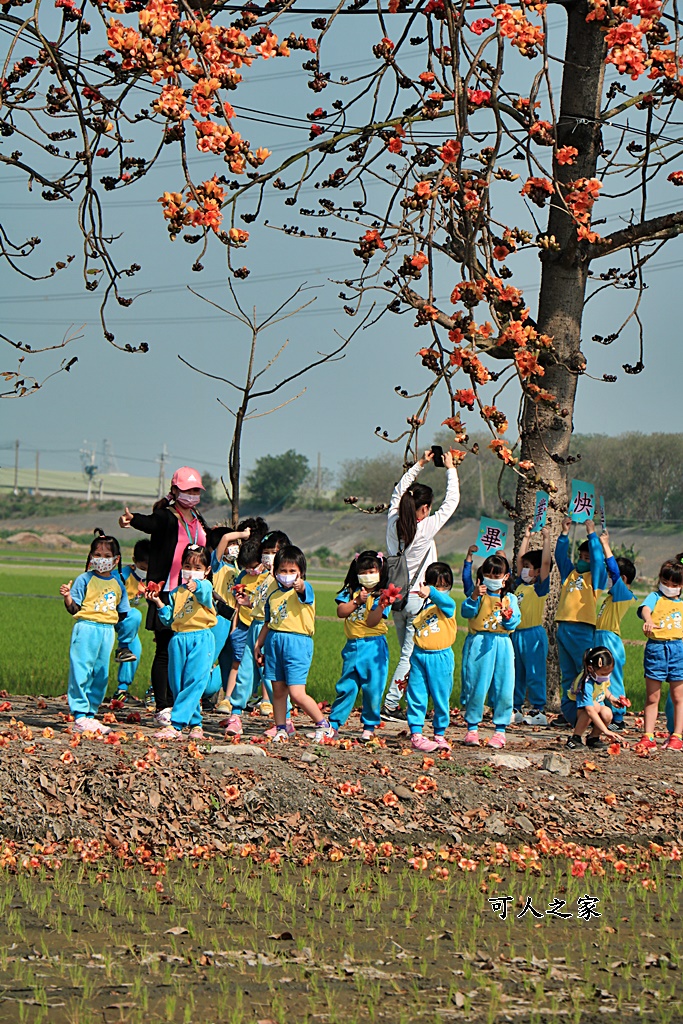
[386,463,460,589]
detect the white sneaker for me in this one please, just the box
[513,711,525,725]
[313,725,336,745]
[524,711,548,726]
[74,717,111,736]
[154,708,172,726]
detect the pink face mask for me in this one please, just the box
[176,491,201,508]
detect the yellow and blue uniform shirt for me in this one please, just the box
[555,532,606,626]
[70,571,130,625]
[567,672,608,708]
[460,591,521,633]
[336,587,389,639]
[235,570,274,626]
[596,554,635,636]
[413,587,457,650]
[213,560,239,609]
[638,591,683,640]
[120,565,146,606]
[265,581,315,637]
[157,578,217,633]
[514,574,550,630]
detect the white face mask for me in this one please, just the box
[134,567,147,581]
[90,556,116,573]
[660,582,682,598]
[276,572,298,588]
[593,673,611,684]
[226,546,240,561]
[261,553,276,570]
[181,569,205,584]
[520,568,534,584]
[358,572,380,589]
[483,577,505,591]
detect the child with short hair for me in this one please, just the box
[111,538,150,704]
[512,525,552,726]
[208,522,253,713]
[224,532,291,737]
[555,518,607,725]
[149,544,217,741]
[253,545,333,744]
[406,561,457,752]
[594,530,636,731]
[329,551,391,742]
[638,559,683,751]
[461,553,521,748]
[565,646,629,750]
[60,529,130,734]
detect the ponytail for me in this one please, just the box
[397,482,433,550]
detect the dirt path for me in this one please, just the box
[1,695,681,854]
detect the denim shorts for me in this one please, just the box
[643,639,683,682]
[229,621,250,663]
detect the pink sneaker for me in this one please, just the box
[224,714,243,737]
[188,727,205,741]
[74,717,111,736]
[411,733,439,753]
[487,732,506,748]
[433,735,452,750]
[264,721,296,739]
[154,725,183,741]
[463,730,480,746]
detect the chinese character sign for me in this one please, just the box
[475,517,508,557]
[531,491,549,533]
[569,480,595,523]
[599,495,606,532]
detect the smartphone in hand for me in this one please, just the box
[431,444,444,467]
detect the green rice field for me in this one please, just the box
[0,544,652,709]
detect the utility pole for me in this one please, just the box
[13,439,19,495]
[316,452,322,502]
[35,451,40,495]
[157,444,167,499]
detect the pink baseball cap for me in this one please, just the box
[171,466,205,490]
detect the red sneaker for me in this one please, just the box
[663,735,683,751]
[639,736,658,751]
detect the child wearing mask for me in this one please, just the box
[111,538,150,705]
[638,559,683,751]
[512,525,552,726]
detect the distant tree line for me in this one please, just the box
[201,433,683,525]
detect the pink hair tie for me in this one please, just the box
[377,551,384,561]
[354,552,360,560]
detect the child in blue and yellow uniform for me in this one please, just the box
[459,544,478,710]
[461,553,521,748]
[512,525,552,726]
[111,538,150,704]
[148,544,217,742]
[207,523,253,713]
[638,559,683,751]
[594,530,636,731]
[329,551,391,742]
[224,533,291,737]
[565,647,629,751]
[60,530,130,734]
[253,545,334,744]
[555,517,606,724]
[406,561,457,752]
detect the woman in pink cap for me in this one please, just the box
[119,467,223,722]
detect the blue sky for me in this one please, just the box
[2,6,682,487]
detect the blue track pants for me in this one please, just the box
[557,621,595,699]
[68,620,115,718]
[329,636,389,731]
[406,647,454,735]
[512,625,548,711]
[168,630,215,729]
[115,607,142,688]
[464,633,514,730]
[459,633,473,708]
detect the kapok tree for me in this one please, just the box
[3,0,682,538]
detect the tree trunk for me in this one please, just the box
[515,1,607,700]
